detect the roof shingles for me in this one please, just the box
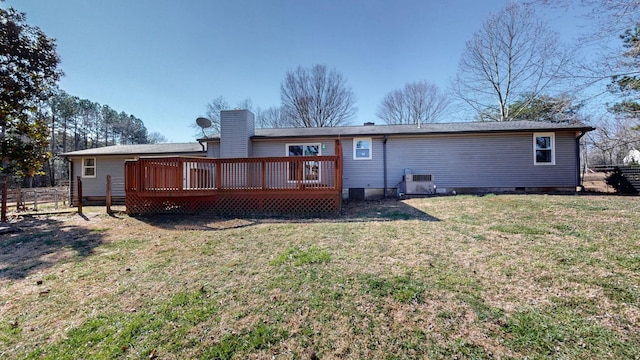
[203,120,594,141]
[61,143,204,156]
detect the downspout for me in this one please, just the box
[67,158,72,206]
[383,135,388,198]
[197,139,206,153]
[576,131,587,190]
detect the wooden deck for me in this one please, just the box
[124,142,343,214]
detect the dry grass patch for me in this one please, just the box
[1,195,639,359]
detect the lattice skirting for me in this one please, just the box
[126,192,341,215]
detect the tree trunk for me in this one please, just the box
[50,110,56,186]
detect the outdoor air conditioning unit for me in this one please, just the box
[399,169,435,195]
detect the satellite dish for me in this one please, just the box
[196,117,212,129]
[196,117,212,137]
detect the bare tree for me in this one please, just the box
[588,116,640,165]
[199,96,254,136]
[280,64,357,127]
[453,3,568,121]
[236,98,253,111]
[202,96,229,135]
[534,0,640,36]
[255,106,290,129]
[532,0,640,87]
[377,81,450,125]
[147,131,168,144]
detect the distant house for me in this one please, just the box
[62,143,205,205]
[200,110,594,199]
[64,109,595,208]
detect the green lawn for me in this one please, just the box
[1,195,639,359]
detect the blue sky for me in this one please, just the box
[5,0,588,143]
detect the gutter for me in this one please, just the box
[576,130,588,190]
[383,135,388,198]
[68,159,73,206]
[197,139,206,152]
[249,126,597,140]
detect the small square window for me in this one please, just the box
[82,158,96,177]
[533,133,555,165]
[353,138,372,160]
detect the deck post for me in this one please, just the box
[335,139,343,211]
[77,176,83,215]
[1,175,7,222]
[106,175,112,214]
[335,139,343,190]
[177,158,184,192]
[297,158,303,189]
[136,159,143,194]
[258,159,266,211]
[261,159,266,190]
[215,161,222,190]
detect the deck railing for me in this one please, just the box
[125,155,341,194]
[124,151,343,214]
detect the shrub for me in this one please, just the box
[605,167,638,195]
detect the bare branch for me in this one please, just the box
[377,81,451,125]
[280,65,357,127]
[453,3,567,121]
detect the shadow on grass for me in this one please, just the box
[0,215,105,280]
[134,198,440,231]
[339,198,440,222]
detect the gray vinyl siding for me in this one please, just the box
[220,110,254,158]
[250,133,579,190]
[69,156,128,198]
[205,131,579,192]
[252,141,290,157]
[207,142,220,157]
[252,140,336,157]
[383,132,578,189]
[342,138,385,188]
[251,140,337,188]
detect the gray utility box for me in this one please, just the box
[399,172,436,195]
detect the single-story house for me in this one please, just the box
[62,143,206,205]
[200,110,594,199]
[64,109,594,206]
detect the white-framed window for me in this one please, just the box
[533,133,555,165]
[285,143,321,181]
[353,137,372,160]
[82,158,97,177]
